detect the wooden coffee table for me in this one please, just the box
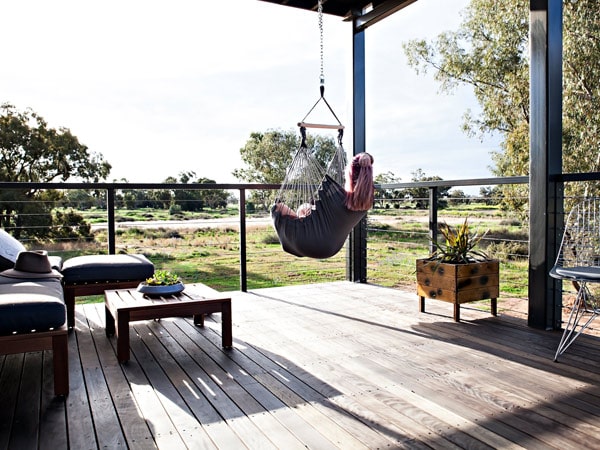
[104,283,232,362]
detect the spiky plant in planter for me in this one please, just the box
[416,218,498,322]
[430,219,489,264]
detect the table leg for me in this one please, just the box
[65,289,76,329]
[105,305,115,337]
[193,314,204,327]
[116,310,130,362]
[221,301,232,348]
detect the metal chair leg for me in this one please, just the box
[554,283,599,362]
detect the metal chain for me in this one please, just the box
[318,0,324,88]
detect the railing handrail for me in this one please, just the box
[0,181,281,190]
[0,175,532,292]
[5,171,600,191]
[376,175,529,190]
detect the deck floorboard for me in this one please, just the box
[1,281,599,449]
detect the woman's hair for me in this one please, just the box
[345,152,374,211]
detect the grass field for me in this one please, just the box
[45,203,531,304]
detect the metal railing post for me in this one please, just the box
[239,189,247,292]
[107,188,116,255]
[428,187,438,254]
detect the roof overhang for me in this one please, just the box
[258,0,419,30]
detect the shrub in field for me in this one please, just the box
[261,233,280,245]
[485,241,528,261]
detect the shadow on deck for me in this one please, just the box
[1,282,599,449]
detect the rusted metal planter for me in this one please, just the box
[416,258,499,322]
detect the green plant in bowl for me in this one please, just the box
[431,218,489,263]
[145,270,181,286]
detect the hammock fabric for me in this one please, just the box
[271,174,367,259]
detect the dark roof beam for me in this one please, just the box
[349,0,418,30]
[259,1,420,30]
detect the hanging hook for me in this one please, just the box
[296,0,344,131]
[318,0,324,97]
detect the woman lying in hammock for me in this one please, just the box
[274,152,375,218]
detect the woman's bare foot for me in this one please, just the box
[275,202,298,218]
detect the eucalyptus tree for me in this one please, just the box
[0,103,111,239]
[233,129,339,211]
[403,0,600,212]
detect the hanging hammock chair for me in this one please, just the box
[271,125,368,259]
[270,0,369,259]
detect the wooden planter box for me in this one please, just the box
[416,258,499,322]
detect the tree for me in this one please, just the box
[233,129,339,210]
[374,171,403,209]
[403,0,600,212]
[0,103,111,239]
[0,103,111,183]
[196,177,229,209]
[447,189,469,206]
[479,186,502,206]
[63,189,105,210]
[171,172,228,212]
[403,169,450,209]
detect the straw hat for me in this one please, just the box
[1,250,62,279]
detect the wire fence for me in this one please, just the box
[0,183,533,301]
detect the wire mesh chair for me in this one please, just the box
[550,197,600,362]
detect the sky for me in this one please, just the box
[1,0,498,188]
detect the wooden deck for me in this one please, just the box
[1,282,600,449]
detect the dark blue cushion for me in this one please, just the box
[0,278,65,335]
[61,254,154,284]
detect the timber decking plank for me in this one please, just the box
[201,328,390,449]
[9,352,42,450]
[198,304,440,448]
[0,354,21,450]
[3,282,600,449]
[128,321,246,450]
[157,318,318,449]
[384,342,600,446]
[174,313,386,450]
[233,289,544,448]
[123,322,190,449]
[351,347,581,450]
[407,319,600,435]
[171,315,376,450]
[65,316,98,450]
[169,313,318,450]
[416,327,600,435]
[419,319,600,384]
[238,325,470,449]
[151,319,303,450]
[75,308,127,449]
[39,351,68,450]
[347,323,569,447]
[84,302,158,450]
[133,320,247,450]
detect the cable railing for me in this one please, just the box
[0,176,535,300]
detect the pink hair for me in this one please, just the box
[345,152,374,211]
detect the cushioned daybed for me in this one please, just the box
[0,230,155,396]
[0,250,69,396]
